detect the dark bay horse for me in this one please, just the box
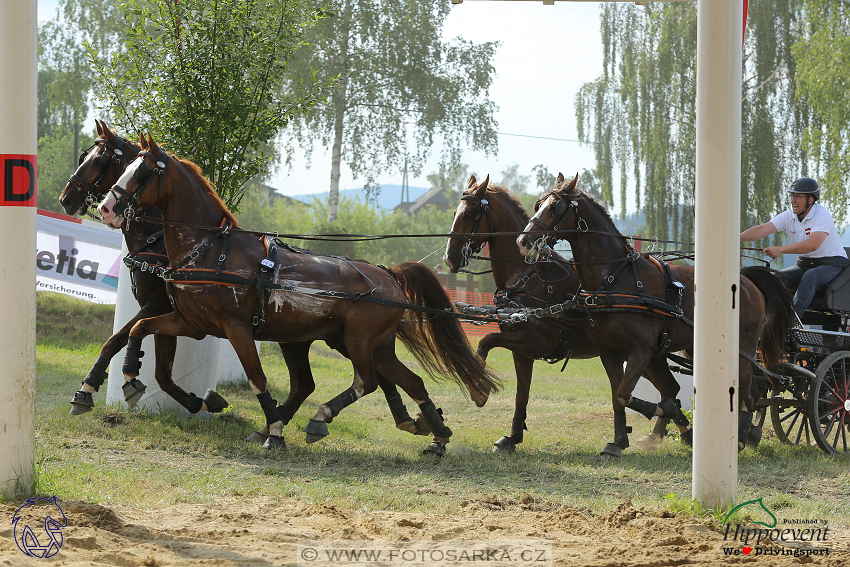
[61,123,432,439]
[517,173,795,451]
[97,133,499,454]
[445,175,692,456]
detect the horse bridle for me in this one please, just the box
[67,137,128,216]
[109,148,168,224]
[449,191,493,266]
[531,191,587,246]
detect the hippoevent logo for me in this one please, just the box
[11,496,67,558]
[0,154,37,207]
[721,498,831,558]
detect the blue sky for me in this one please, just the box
[39,1,606,204]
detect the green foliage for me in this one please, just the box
[37,128,94,214]
[88,0,329,211]
[235,188,454,269]
[794,0,850,225]
[37,0,126,199]
[282,0,499,222]
[576,2,818,249]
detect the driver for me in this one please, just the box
[740,177,848,320]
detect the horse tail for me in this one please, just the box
[387,262,501,405]
[741,265,795,371]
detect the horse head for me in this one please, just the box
[517,172,580,261]
[98,132,169,228]
[444,174,494,272]
[59,120,139,217]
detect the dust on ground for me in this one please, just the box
[1,497,847,566]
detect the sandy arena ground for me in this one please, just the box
[1,497,847,567]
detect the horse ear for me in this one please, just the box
[467,174,477,189]
[146,132,159,153]
[139,132,146,148]
[477,174,490,193]
[556,172,565,184]
[101,122,115,142]
[566,173,579,193]
[95,120,103,136]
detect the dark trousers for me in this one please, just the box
[775,263,842,320]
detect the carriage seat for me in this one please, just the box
[805,247,850,315]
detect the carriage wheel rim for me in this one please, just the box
[809,351,850,455]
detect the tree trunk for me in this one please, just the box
[327,0,352,225]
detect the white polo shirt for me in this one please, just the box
[769,203,847,259]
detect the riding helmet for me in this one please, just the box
[788,177,819,201]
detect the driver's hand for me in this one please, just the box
[762,246,781,259]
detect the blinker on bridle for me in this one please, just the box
[109,148,168,224]
[530,191,583,245]
[449,190,492,262]
[68,137,127,212]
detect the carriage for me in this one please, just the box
[745,251,850,456]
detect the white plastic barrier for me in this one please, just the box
[217,338,260,383]
[105,240,221,415]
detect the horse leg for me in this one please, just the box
[71,304,166,415]
[370,336,453,456]
[737,356,760,452]
[245,341,316,445]
[634,357,692,450]
[599,353,629,458]
[304,335,381,444]
[379,372,431,436]
[144,334,229,415]
[121,312,206,409]
[494,353,534,453]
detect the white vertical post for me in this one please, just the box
[693,0,743,510]
[0,0,37,498]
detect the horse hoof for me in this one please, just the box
[246,431,269,444]
[423,441,447,457]
[122,378,146,408]
[203,389,229,413]
[679,428,694,447]
[493,436,517,453]
[746,425,763,448]
[658,397,678,419]
[304,419,329,443]
[69,391,94,415]
[633,433,665,451]
[599,443,623,459]
[262,435,287,451]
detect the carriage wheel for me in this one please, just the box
[769,390,815,447]
[808,351,850,456]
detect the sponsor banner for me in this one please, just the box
[0,154,37,207]
[36,210,123,304]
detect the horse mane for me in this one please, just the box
[553,179,621,236]
[174,156,239,227]
[485,184,530,222]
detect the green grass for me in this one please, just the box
[25,293,850,528]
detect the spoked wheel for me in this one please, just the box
[770,389,815,447]
[808,351,850,456]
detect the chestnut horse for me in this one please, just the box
[61,123,437,438]
[97,133,499,454]
[517,173,795,451]
[445,175,692,456]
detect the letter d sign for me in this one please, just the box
[0,154,37,207]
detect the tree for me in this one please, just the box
[283,0,500,224]
[794,0,850,222]
[427,161,473,193]
[37,0,125,196]
[88,0,329,210]
[575,2,815,249]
